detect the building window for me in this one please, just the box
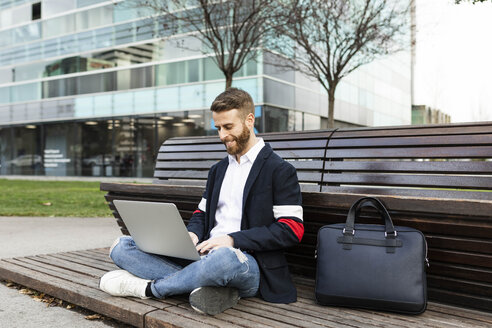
[32,2,41,20]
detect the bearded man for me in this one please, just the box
[99,88,304,315]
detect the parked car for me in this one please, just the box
[83,154,114,167]
[5,154,43,168]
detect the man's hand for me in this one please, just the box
[196,235,234,254]
[189,232,199,246]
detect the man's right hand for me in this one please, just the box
[189,232,199,246]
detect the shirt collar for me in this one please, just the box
[228,138,265,165]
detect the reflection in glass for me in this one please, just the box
[11,83,41,103]
[0,87,10,104]
[156,87,179,111]
[304,113,321,131]
[4,126,44,176]
[43,13,76,38]
[264,106,288,132]
[94,94,112,116]
[13,22,41,43]
[0,29,12,47]
[44,122,79,176]
[0,112,211,177]
[81,120,112,176]
[134,90,155,113]
[43,0,77,19]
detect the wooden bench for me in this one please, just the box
[1,248,492,327]
[101,122,492,310]
[1,121,491,327]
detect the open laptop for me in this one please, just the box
[113,200,201,261]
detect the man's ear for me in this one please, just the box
[245,113,255,129]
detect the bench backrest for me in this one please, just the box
[323,122,492,199]
[154,129,333,191]
[154,122,492,200]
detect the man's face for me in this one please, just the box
[213,109,252,156]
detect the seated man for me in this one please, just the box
[99,88,304,315]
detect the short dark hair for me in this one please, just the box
[210,88,254,119]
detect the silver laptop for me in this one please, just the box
[113,200,201,261]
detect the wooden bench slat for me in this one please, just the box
[322,173,492,189]
[429,262,492,284]
[429,249,492,269]
[319,186,492,200]
[158,152,227,160]
[169,304,245,328]
[152,179,208,186]
[275,149,327,159]
[426,235,492,254]
[163,130,334,145]
[427,275,492,298]
[213,309,277,328]
[324,146,492,158]
[153,171,322,183]
[268,139,328,149]
[333,123,492,138]
[12,256,101,288]
[154,170,209,179]
[159,144,226,152]
[427,302,492,325]
[302,191,492,216]
[428,288,492,317]
[158,149,328,160]
[156,159,325,170]
[155,160,220,169]
[328,134,492,148]
[159,139,328,152]
[286,160,325,170]
[324,160,492,174]
[145,308,222,328]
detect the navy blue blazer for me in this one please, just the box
[187,143,303,303]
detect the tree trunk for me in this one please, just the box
[327,89,335,128]
[225,74,233,90]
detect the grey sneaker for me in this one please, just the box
[189,286,239,315]
[99,270,150,299]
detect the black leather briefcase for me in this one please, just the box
[315,197,428,314]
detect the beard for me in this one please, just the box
[223,124,251,156]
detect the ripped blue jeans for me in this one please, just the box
[109,236,260,299]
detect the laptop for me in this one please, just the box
[113,200,202,261]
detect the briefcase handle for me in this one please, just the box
[343,197,397,238]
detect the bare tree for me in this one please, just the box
[269,0,412,128]
[132,0,280,89]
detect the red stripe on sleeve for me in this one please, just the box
[193,209,203,215]
[278,218,304,242]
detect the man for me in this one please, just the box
[99,88,304,315]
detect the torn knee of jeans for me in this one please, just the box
[230,247,248,264]
[109,236,123,257]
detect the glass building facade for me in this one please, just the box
[0,0,412,177]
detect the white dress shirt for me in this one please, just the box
[209,138,265,239]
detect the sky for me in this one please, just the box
[414,0,492,122]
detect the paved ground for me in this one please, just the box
[0,216,125,328]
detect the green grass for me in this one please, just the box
[0,179,112,217]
